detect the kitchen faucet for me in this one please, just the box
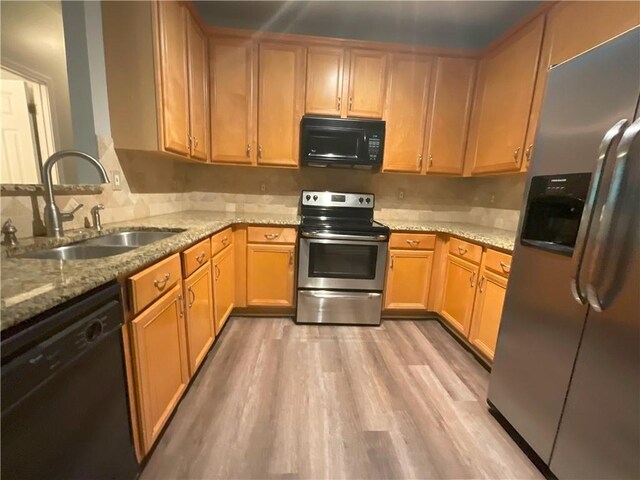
[42,150,110,238]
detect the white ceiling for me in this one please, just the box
[194,1,543,49]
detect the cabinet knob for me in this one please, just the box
[513,147,521,162]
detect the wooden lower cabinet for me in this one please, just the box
[246,243,295,307]
[468,269,507,361]
[440,254,479,336]
[384,249,434,310]
[130,284,189,453]
[183,264,215,375]
[213,244,235,333]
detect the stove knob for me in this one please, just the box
[358,197,364,204]
[313,195,318,201]
[365,197,371,204]
[305,194,311,201]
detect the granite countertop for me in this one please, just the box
[1,211,515,333]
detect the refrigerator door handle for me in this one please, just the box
[586,117,640,312]
[570,119,629,304]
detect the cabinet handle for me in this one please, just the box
[187,134,192,149]
[215,265,220,280]
[470,271,476,288]
[429,153,433,168]
[390,255,394,269]
[188,286,195,308]
[193,137,198,148]
[458,246,468,256]
[513,147,521,162]
[178,294,184,318]
[500,261,511,274]
[479,276,485,293]
[246,144,251,157]
[195,251,206,263]
[153,273,171,289]
[349,96,353,111]
[289,250,294,265]
[264,233,280,240]
[406,239,420,246]
[418,154,423,167]
[337,96,341,111]
[221,236,229,244]
[258,144,263,159]
[525,144,533,163]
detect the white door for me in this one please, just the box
[1,79,40,183]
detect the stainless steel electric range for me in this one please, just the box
[296,191,390,326]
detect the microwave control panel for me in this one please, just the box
[367,134,382,161]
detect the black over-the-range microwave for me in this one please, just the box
[299,116,385,170]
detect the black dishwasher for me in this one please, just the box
[1,282,139,480]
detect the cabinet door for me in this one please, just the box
[247,244,295,307]
[347,49,388,118]
[305,46,344,116]
[468,16,544,174]
[440,254,479,336]
[209,38,255,164]
[213,245,235,333]
[425,57,476,174]
[257,42,305,167]
[384,249,434,310]
[382,54,433,173]
[186,13,209,161]
[184,264,214,375]
[157,1,190,156]
[469,268,507,361]
[130,284,189,453]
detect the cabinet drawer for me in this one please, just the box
[247,226,297,244]
[449,237,482,264]
[484,249,512,277]
[211,227,233,257]
[129,254,182,315]
[389,233,436,250]
[182,238,211,277]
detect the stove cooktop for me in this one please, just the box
[300,217,390,235]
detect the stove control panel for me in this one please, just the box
[301,191,375,208]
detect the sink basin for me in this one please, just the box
[84,230,183,247]
[18,244,136,260]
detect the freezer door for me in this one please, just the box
[550,117,640,479]
[488,27,640,464]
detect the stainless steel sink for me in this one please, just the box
[18,244,136,260]
[83,230,183,247]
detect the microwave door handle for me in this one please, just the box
[585,117,640,312]
[570,118,628,305]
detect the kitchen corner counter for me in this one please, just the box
[380,219,516,252]
[1,211,299,333]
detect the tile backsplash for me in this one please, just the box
[1,135,526,238]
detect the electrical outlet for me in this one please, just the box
[111,171,122,191]
[398,189,405,200]
[260,183,266,193]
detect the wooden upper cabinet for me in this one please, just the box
[384,249,434,310]
[467,16,544,175]
[257,42,306,167]
[382,54,433,173]
[440,254,479,337]
[425,57,476,175]
[305,46,345,116]
[209,38,255,164]
[186,13,209,162]
[157,1,190,156]
[347,49,388,118]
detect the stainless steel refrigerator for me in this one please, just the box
[488,27,640,480]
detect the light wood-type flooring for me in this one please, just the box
[141,318,542,479]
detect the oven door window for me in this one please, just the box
[305,128,363,161]
[308,243,378,279]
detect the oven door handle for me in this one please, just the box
[299,290,382,299]
[301,231,388,242]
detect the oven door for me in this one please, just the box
[298,236,388,291]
